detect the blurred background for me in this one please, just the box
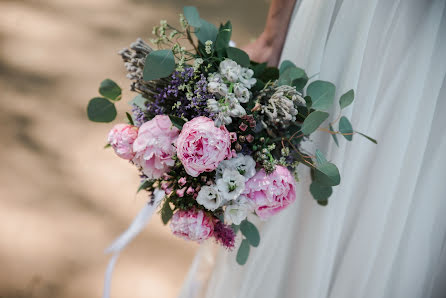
[0,0,269,297]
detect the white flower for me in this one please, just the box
[220,59,241,82]
[205,40,213,54]
[216,154,256,180]
[227,94,246,117]
[216,169,246,201]
[239,67,256,88]
[234,83,250,103]
[196,185,223,211]
[207,73,228,97]
[224,195,254,225]
[193,58,204,72]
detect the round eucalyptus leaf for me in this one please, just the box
[87,97,117,123]
[315,163,341,186]
[306,80,336,111]
[99,79,121,101]
[301,111,329,135]
[310,181,333,201]
[143,50,176,81]
[236,239,250,265]
[339,89,354,109]
[240,220,260,247]
[226,47,250,67]
[183,6,201,27]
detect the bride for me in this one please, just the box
[179,0,446,297]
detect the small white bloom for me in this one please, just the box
[219,59,241,82]
[196,185,223,211]
[205,40,213,54]
[239,67,256,88]
[227,95,246,117]
[216,169,246,201]
[193,58,204,72]
[216,154,256,179]
[224,195,254,225]
[234,83,250,103]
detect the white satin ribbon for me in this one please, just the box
[103,189,165,298]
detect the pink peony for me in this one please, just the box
[169,209,214,242]
[132,115,179,179]
[107,124,139,160]
[243,166,297,219]
[176,117,232,177]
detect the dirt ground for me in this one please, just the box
[0,1,268,297]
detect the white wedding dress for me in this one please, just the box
[178,0,446,297]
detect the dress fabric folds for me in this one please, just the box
[178,0,446,297]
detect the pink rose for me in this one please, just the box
[169,209,214,242]
[243,166,296,219]
[107,124,138,160]
[133,115,179,179]
[176,117,231,177]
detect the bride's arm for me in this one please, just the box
[243,0,297,66]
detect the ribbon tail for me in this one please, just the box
[103,189,165,298]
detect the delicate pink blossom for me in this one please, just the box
[178,177,187,186]
[243,166,296,219]
[176,117,231,177]
[176,187,186,197]
[170,209,214,242]
[132,115,179,179]
[107,124,138,160]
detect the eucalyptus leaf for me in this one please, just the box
[317,199,328,206]
[236,239,250,265]
[306,80,336,111]
[215,21,232,55]
[226,47,250,67]
[310,181,333,201]
[314,163,341,186]
[87,97,117,123]
[240,220,260,247]
[143,49,176,81]
[183,6,201,27]
[356,131,378,144]
[279,60,296,74]
[251,62,267,77]
[339,116,353,141]
[301,111,329,135]
[258,67,279,82]
[339,89,354,109]
[129,94,147,109]
[305,96,312,109]
[315,149,328,165]
[329,123,339,146]
[169,115,186,129]
[231,224,240,234]
[278,67,305,86]
[195,19,218,44]
[99,79,122,101]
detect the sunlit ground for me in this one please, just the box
[0,0,268,297]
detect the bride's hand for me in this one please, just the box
[242,32,283,67]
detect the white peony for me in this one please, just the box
[234,83,250,103]
[216,169,246,201]
[224,195,254,225]
[219,59,241,82]
[196,185,223,211]
[216,154,256,180]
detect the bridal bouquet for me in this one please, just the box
[87,6,376,295]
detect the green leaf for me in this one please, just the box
[339,116,353,141]
[231,224,240,234]
[126,112,134,125]
[339,89,354,109]
[104,143,111,149]
[236,239,250,265]
[183,6,201,27]
[240,220,260,247]
[129,94,147,109]
[314,163,341,186]
[310,181,333,201]
[278,67,305,86]
[258,67,279,82]
[161,199,173,225]
[99,79,121,101]
[293,76,309,91]
[328,123,339,146]
[226,47,250,67]
[215,21,232,55]
[301,111,329,135]
[304,96,312,109]
[317,199,328,206]
[195,19,218,44]
[306,80,336,111]
[137,180,151,193]
[87,97,117,123]
[356,131,377,144]
[143,49,176,81]
[315,149,328,165]
[251,62,267,77]
[168,115,186,129]
[279,60,296,74]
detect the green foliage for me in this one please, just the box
[357,131,378,144]
[314,150,341,187]
[258,67,279,82]
[183,6,201,27]
[143,49,176,81]
[161,199,173,224]
[99,79,122,101]
[236,239,250,265]
[126,112,134,125]
[306,80,336,111]
[329,123,339,146]
[240,220,260,247]
[310,181,333,202]
[339,116,353,141]
[279,60,296,74]
[195,19,218,44]
[137,180,152,193]
[129,94,147,109]
[251,62,267,77]
[278,67,305,86]
[315,149,328,165]
[169,115,186,129]
[231,224,240,234]
[87,97,117,123]
[226,47,250,67]
[301,111,329,135]
[215,21,232,56]
[339,89,354,109]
